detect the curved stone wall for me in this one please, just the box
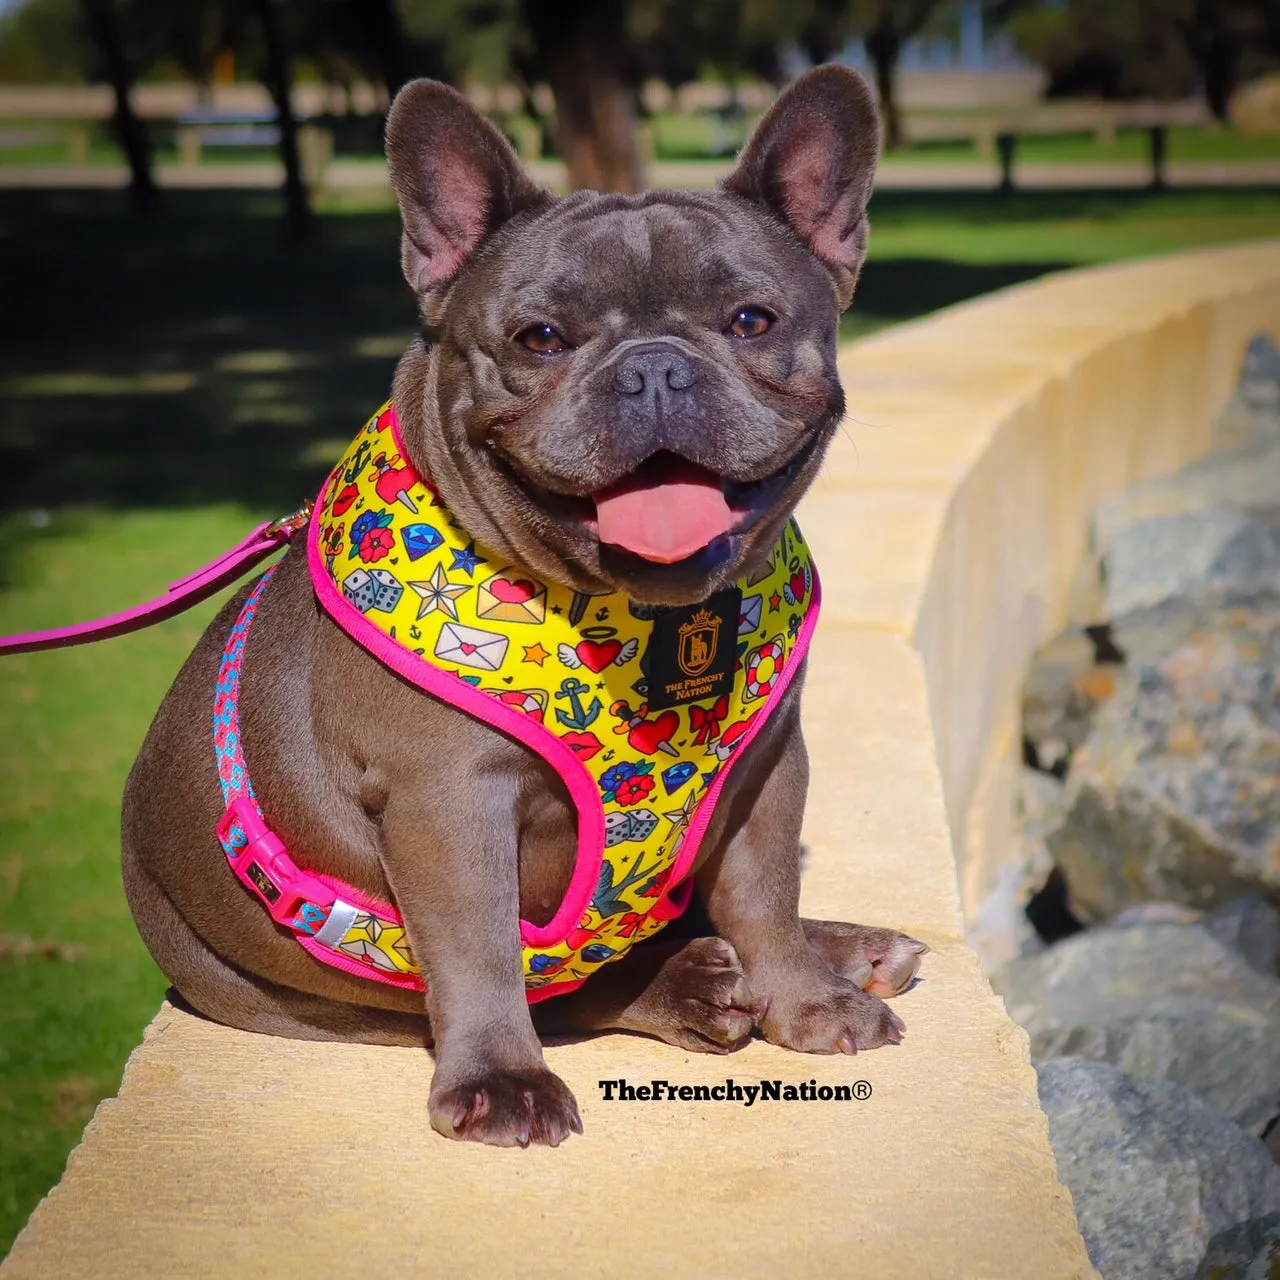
[810,241,1280,965]
[13,245,1279,1279]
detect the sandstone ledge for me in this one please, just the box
[15,242,1277,1279]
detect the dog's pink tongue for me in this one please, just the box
[595,465,734,564]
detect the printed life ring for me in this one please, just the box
[744,635,785,701]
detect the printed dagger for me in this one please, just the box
[609,700,680,757]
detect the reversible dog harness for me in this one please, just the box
[214,401,821,1003]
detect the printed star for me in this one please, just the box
[662,791,699,834]
[450,539,486,576]
[550,604,563,615]
[408,563,471,621]
[768,592,782,612]
[522,642,550,666]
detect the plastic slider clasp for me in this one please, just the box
[217,796,334,928]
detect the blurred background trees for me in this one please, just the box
[1,0,1278,220]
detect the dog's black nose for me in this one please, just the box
[613,343,699,397]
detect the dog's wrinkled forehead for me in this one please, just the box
[458,193,823,337]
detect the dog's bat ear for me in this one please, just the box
[723,65,880,310]
[386,79,548,296]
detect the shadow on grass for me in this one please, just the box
[10,184,1263,572]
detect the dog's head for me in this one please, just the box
[386,67,879,606]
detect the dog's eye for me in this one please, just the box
[516,324,568,354]
[727,307,774,339]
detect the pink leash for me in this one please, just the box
[0,500,313,656]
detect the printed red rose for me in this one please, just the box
[614,774,655,806]
[359,527,395,562]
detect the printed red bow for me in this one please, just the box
[689,695,730,746]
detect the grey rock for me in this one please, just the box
[1202,894,1280,978]
[1103,506,1280,618]
[992,924,1280,1025]
[994,924,1280,1133]
[1111,901,1203,926]
[1019,765,1068,843]
[1036,1057,1280,1280]
[1240,332,1280,408]
[1022,631,1119,770]
[1049,594,1280,919]
[1092,437,1280,559]
[1112,586,1280,667]
[970,768,1066,973]
[1196,1213,1280,1279]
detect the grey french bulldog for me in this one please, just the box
[122,64,926,1149]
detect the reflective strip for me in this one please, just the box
[314,898,359,949]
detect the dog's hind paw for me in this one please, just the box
[802,918,928,998]
[625,935,758,1054]
[429,1066,583,1148]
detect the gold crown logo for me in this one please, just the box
[679,608,718,635]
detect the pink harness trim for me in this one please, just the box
[217,406,821,999]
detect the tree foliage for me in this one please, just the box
[1008,0,1280,117]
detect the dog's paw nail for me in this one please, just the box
[890,1013,906,1036]
[849,960,873,988]
[910,940,930,954]
[838,1032,859,1055]
[569,1109,584,1135]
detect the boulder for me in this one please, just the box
[1022,631,1118,772]
[1101,506,1280,619]
[1196,1213,1280,1279]
[1202,894,1280,978]
[1036,1057,1280,1280]
[1049,593,1280,920]
[994,923,1280,1134]
[1091,437,1280,567]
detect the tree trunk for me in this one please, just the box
[1199,35,1237,122]
[79,0,157,212]
[525,0,644,193]
[249,0,314,244]
[343,0,431,99]
[865,24,903,151]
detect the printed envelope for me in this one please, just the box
[434,621,510,672]
[476,569,548,625]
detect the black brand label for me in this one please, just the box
[247,861,281,904]
[647,588,741,710]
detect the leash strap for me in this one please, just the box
[0,501,312,655]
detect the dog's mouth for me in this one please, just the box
[495,436,821,567]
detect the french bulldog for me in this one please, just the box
[122,64,926,1149]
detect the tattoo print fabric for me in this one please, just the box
[301,401,820,996]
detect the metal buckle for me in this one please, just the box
[267,497,313,539]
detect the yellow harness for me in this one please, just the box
[295,401,820,1000]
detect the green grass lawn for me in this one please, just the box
[1,184,1279,1256]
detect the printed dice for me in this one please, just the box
[342,568,404,614]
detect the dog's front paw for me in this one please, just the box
[802,918,928,998]
[630,935,758,1054]
[429,1066,583,1148]
[759,972,905,1055]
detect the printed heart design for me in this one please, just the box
[629,710,680,756]
[561,730,604,760]
[788,572,807,604]
[576,639,622,672]
[332,484,359,516]
[490,576,538,604]
[460,642,478,655]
